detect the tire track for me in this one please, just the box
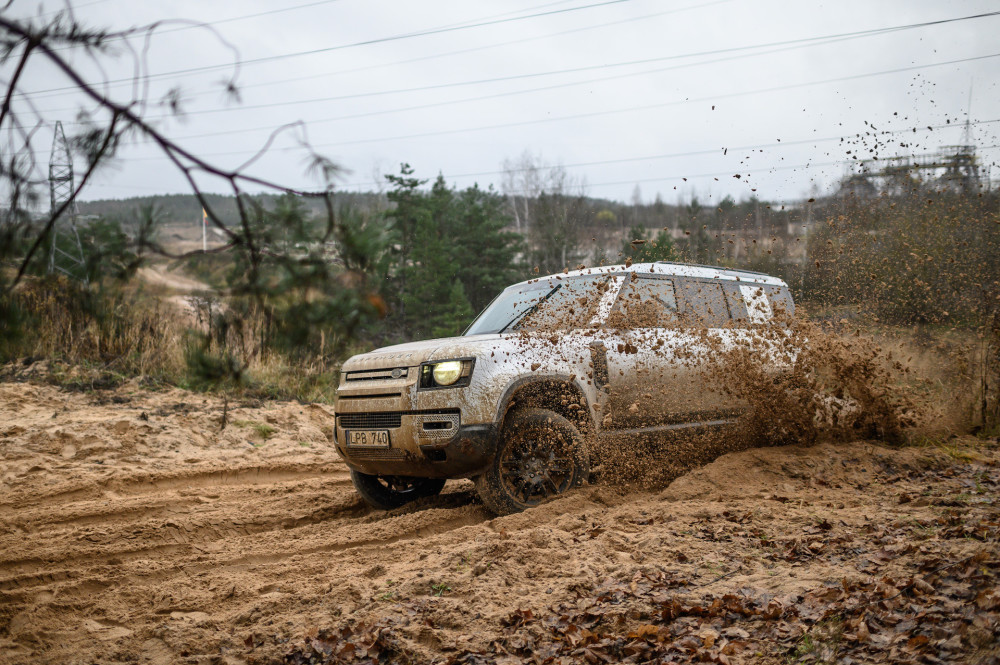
[0,465,350,511]
[139,506,490,583]
[12,497,205,533]
[0,492,369,580]
[0,497,489,601]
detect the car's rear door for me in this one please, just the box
[673,278,741,421]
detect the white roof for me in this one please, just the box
[512,262,787,289]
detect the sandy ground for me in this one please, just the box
[137,266,212,294]
[0,381,997,664]
[136,264,214,321]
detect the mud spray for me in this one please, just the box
[501,260,996,494]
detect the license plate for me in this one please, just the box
[347,430,390,448]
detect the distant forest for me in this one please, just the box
[77,184,814,268]
[75,155,998,337]
[78,191,384,227]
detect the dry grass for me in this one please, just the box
[4,277,185,381]
[1,276,343,402]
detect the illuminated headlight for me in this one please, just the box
[420,359,474,389]
[433,361,463,385]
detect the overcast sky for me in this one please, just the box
[9,0,1000,206]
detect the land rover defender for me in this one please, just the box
[333,262,793,515]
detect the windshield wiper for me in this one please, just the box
[497,285,560,334]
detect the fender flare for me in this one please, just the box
[493,373,598,434]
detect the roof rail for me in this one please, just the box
[654,261,773,278]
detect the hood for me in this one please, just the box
[341,334,503,371]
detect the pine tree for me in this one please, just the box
[381,167,524,340]
[622,225,678,263]
[431,281,475,338]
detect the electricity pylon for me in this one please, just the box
[48,121,88,285]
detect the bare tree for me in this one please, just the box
[0,5,381,376]
[500,150,544,233]
[500,151,592,271]
[630,183,643,229]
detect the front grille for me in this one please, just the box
[345,446,409,460]
[338,412,403,429]
[344,368,409,382]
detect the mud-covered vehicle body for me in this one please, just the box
[334,262,793,514]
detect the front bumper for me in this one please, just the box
[334,413,499,479]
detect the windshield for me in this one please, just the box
[465,274,613,335]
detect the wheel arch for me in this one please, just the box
[494,374,596,437]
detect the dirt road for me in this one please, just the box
[1,382,997,664]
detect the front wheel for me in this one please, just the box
[350,470,446,510]
[475,408,589,515]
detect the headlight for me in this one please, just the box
[432,361,463,386]
[420,359,475,389]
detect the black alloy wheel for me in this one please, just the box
[475,408,589,515]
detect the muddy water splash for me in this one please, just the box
[705,317,912,445]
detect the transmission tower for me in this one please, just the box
[48,121,88,284]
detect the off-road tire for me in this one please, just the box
[349,470,446,510]
[475,408,589,515]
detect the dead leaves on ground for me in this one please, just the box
[281,553,998,665]
[283,617,418,665]
[281,450,999,665]
[456,554,997,665]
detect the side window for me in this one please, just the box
[611,276,678,328]
[678,280,731,328]
[519,275,612,331]
[724,283,749,324]
[765,285,795,318]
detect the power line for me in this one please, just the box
[508,145,1000,195]
[34,8,1000,123]
[31,12,1000,148]
[102,117,1000,191]
[17,0,641,98]
[50,0,575,47]
[82,143,1000,198]
[43,0,346,46]
[151,35,984,141]
[34,27,860,127]
[306,53,1000,149]
[196,9,1000,108]
[358,0,584,33]
[443,119,1000,181]
[22,0,729,105]
[132,52,997,158]
[131,0,642,67]
[32,0,113,20]
[352,142,1000,196]
[126,0,345,33]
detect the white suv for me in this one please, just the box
[334,262,793,514]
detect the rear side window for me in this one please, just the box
[765,285,795,317]
[739,284,773,323]
[727,283,794,325]
[677,280,731,328]
[724,283,749,324]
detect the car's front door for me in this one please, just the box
[608,273,707,428]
